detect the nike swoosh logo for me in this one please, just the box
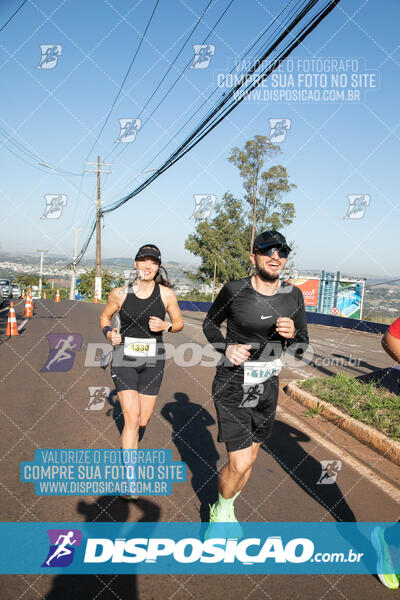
[260,315,272,319]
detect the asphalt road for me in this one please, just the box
[0,299,399,600]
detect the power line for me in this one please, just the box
[103,0,329,212]
[161,0,333,168]
[74,0,227,225]
[0,127,82,175]
[106,0,303,200]
[73,0,341,265]
[105,0,234,166]
[85,0,160,161]
[366,279,400,288]
[81,0,218,225]
[75,0,334,261]
[71,0,160,246]
[0,0,28,34]
[103,0,217,163]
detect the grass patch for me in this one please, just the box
[305,402,322,419]
[298,373,400,441]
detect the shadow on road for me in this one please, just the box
[45,495,160,600]
[263,419,356,521]
[263,420,380,570]
[161,392,220,521]
[106,389,123,434]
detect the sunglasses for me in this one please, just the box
[255,246,289,259]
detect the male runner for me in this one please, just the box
[202,230,309,536]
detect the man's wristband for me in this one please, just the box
[102,326,112,338]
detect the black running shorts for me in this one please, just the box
[211,369,279,452]
[110,344,165,396]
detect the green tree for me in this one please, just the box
[185,193,250,284]
[14,274,49,288]
[229,135,296,251]
[185,136,297,284]
[77,268,124,299]
[258,165,296,229]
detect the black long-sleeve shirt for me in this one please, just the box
[202,276,309,376]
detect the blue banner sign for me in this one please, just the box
[0,522,398,574]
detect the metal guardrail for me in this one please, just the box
[177,300,389,335]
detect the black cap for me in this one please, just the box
[135,244,161,263]
[253,230,291,253]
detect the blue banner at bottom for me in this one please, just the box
[0,522,398,574]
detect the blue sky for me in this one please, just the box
[0,0,399,279]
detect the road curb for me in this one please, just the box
[284,382,400,467]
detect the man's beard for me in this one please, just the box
[256,265,280,282]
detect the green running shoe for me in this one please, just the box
[204,502,243,541]
[371,527,399,589]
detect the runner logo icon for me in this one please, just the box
[41,194,67,219]
[343,194,370,219]
[42,529,82,567]
[317,460,342,484]
[190,44,215,69]
[240,383,264,408]
[85,386,110,410]
[268,118,291,143]
[115,118,141,143]
[41,333,82,372]
[37,45,62,69]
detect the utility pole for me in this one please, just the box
[69,227,80,300]
[37,249,48,299]
[84,156,112,300]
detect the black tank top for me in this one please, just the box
[119,281,166,339]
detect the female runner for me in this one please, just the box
[100,243,183,497]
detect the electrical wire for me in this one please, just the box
[75,0,336,261]
[105,0,234,167]
[85,0,160,161]
[73,0,341,265]
[103,0,216,163]
[366,279,400,288]
[103,0,326,212]
[105,0,305,201]
[72,0,219,252]
[70,0,161,255]
[0,0,28,34]
[0,127,82,175]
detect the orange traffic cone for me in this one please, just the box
[55,289,61,303]
[93,290,99,304]
[24,296,33,317]
[6,302,19,336]
[21,289,25,299]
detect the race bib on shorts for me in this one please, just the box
[123,337,156,358]
[243,358,282,385]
